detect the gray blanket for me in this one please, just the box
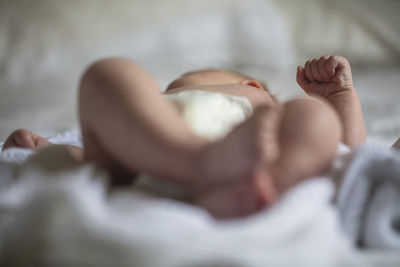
[337,144,400,249]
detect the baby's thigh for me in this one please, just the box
[81,127,137,187]
[275,98,342,186]
[280,97,341,149]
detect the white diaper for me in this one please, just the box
[134,90,254,200]
[164,90,253,140]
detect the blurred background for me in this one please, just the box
[0,0,399,145]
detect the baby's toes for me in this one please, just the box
[3,129,35,150]
[194,170,277,219]
[194,182,262,219]
[2,129,50,151]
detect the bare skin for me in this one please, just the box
[2,129,84,162]
[296,55,366,148]
[2,55,363,219]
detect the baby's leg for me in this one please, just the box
[271,98,342,193]
[196,98,342,219]
[79,58,209,186]
[79,58,285,188]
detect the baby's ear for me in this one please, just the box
[244,80,263,90]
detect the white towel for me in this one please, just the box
[0,132,369,267]
[336,144,400,249]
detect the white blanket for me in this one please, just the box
[336,144,400,249]
[0,132,398,266]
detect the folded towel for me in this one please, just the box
[336,144,400,249]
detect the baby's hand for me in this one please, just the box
[296,55,354,98]
[297,55,366,148]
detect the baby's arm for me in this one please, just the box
[296,55,366,148]
[2,129,84,162]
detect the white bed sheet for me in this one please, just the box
[0,0,400,265]
[0,132,399,266]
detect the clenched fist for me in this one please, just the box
[296,55,354,98]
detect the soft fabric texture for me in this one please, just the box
[336,144,400,249]
[165,90,253,140]
[1,132,400,266]
[0,145,357,266]
[1,0,399,264]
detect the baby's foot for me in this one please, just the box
[195,106,281,219]
[194,168,278,219]
[2,129,51,151]
[200,105,281,186]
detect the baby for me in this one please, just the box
[2,55,366,219]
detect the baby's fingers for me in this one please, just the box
[318,56,330,82]
[310,59,323,81]
[304,60,315,82]
[325,55,339,77]
[296,66,310,89]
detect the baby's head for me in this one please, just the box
[166,69,270,93]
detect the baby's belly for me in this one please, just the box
[164,83,274,110]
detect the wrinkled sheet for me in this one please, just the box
[0,132,398,266]
[337,144,400,249]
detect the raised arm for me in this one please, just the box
[296,55,366,148]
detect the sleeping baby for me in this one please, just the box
[1,55,367,219]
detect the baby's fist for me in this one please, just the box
[296,55,354,98]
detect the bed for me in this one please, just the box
[1,0,399,266]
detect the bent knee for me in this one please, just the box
[78,57,145,112]
[79,57,138,92]
[283,97,335,117]
[281,97,342,150]
[276,98,342,185]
